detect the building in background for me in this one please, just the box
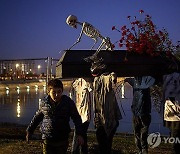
[0,58,58,80]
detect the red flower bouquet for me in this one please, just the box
[112,10,176,58]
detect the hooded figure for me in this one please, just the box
[90,56,122,154]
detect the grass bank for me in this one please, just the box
[0,123,173,154]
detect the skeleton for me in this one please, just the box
[66,15,113,61]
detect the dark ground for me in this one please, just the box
[0,123,173,154]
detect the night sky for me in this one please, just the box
[0,0,180,59]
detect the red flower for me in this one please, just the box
[119,43,123,48]
[122,30,127,36]
[149,21,154,27]
[126,43,130,48]
[112,26,116,30]
[121,25,127,31]
[127,34,135,40]
[131,27,135,31]
[112,10,176,58]
[119,39,123,43]
[139,10,144,14]
[135,21,140,25]
[159,31,163,36]
[127,16,131,19]
[121,37,125,40]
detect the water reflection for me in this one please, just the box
[26,86,30,94]
[6,87,9,96]
[17,98,20,117]
[43,85,46,94]
[39,98,42,108]
[0,83,169,135]
[0,85,46,125]
[35,85,38,94]
[17,86,20,94]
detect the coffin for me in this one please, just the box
[56,50,179,78]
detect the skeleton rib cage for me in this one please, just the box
[82,22,104,42]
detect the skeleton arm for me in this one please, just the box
[68,23,85,50]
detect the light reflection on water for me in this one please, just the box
[17,98,20,117]
[0,83,170,135]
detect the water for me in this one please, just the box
[0,83,170,135]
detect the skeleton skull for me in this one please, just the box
[66,15,78,28]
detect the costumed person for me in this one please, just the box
[124,76,155,154]
[163,72,180,154]
[26,79,84,154]
[70,78,92,154]
[90,57,122,154]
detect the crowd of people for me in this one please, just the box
[26,69,180,154]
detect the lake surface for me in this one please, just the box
[0,82,170,135]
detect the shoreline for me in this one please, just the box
[0,79,73,91]
[0,78,124,90]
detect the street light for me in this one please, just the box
[37,65,41,69]
[16,64,19,68]
[37,65,41,77]
[16,64,20,79]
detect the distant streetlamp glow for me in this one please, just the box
[37,65,41,77]
[37,65,41,69]
[21,64,25,71]
[16,64,19,68]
